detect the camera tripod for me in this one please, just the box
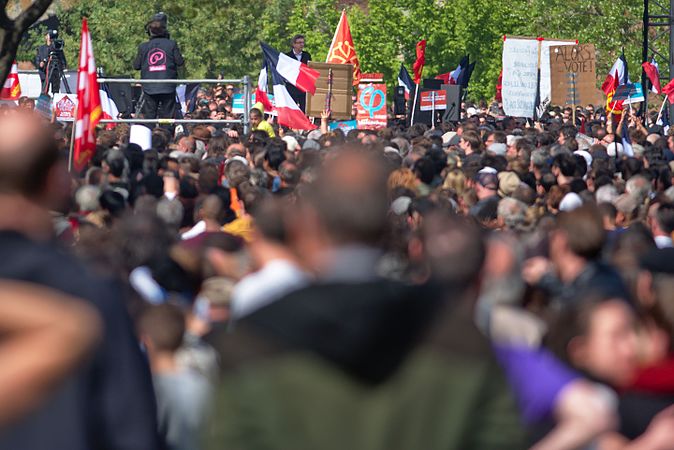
[42,52,70,95]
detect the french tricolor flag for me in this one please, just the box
[255,63,274,112]
[397,64,413,99]
[602,55,629,96]
[449,55,469,85]
[261,43,316,130]
[261,42,319,95]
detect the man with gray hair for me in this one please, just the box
[75,185,101,213]
[626,174,651,206]
[497,197,528,232]
[595,184,619,204]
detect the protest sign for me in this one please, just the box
[502,38,539,117]
[329,120,357,133]
[502,37,575,118]
[35,94,53,119]
[53,94,78,120]
[129,124,153,150]
[356,83,387,129]
[539,40,577,105]
[307,62,353,120]
[419,90,447,111]
[613,83,645,103]
[233,93,276,115]
[550,44,600,107]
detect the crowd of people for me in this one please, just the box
[2,91,674,450]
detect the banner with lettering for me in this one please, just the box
[53,93,78,120]
[419,90,447,111]
[550,44,601,107]
[502,37,575,117]
[356,83,387,129]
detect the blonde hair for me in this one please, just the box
[442,169,466,195]
[388,168,417,192]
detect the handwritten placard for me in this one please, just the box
[550,44,600,107]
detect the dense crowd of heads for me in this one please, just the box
[4,95,674,448]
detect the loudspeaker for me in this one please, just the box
[394,86,407,116]
[105,80,137,117]
[442,84,462,122]
[408,85,432,126]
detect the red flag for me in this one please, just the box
[642,61,662,94]
[662,79,674,104]
[326,9,361,85]
[412,40,426,84]
[495,70,503,102]
[73,18,102,172]
[0,61,21,100]
[435,72,451,84]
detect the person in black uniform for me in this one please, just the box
[35,30,67,95]
[284,34,311,112]
[133,16,184,120]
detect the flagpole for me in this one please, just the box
[410,83,419,125]
[410,63,424,126]
[656,96,668,124]
[326,9,345,62]
[68,109,77,173]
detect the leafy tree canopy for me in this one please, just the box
[16,0,643,101]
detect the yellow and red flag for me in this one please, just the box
[326,9,361,85]
[0,61,21,101]
[602,54,628,112]
[73,18,102,172]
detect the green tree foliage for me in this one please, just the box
[14,0,643,101]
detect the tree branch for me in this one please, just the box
[0,0,12,30]
[15,0,53,31]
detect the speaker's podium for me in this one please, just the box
[409,79,462,126]
[305,63,353,120]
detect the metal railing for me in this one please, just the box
[96,76,252,134]
[18,70,252,133]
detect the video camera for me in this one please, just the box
[48,29,64,54]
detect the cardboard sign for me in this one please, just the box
[356,83,387,129]
[419,90,447,111]
[306,62,353,120]
[329,120,357,133]
[549,44,600,107]
[53,93,78,120]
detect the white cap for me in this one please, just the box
[606,142,624,158]
[559,192,583,211]
[282,136,300,152]
[506,135,521,147]
[488,143,507,156]
[478,166,498,174]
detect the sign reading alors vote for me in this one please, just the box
[549,44,601,107]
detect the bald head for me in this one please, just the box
[0,111,60,197]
